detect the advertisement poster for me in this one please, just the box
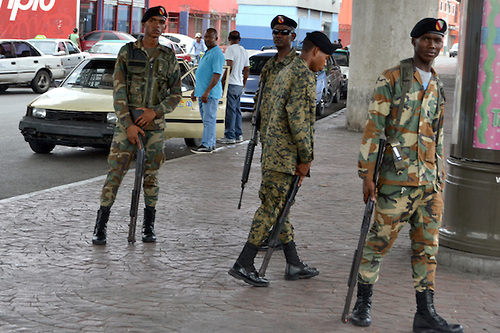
[0,0,77,39]
[474,0,500,150]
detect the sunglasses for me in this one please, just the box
[272,29,292,36]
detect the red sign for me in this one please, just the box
[0,0,77,39]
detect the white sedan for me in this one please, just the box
[18,56,227,153]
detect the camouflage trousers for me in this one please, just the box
[247,170,295,246]
[100,125,165,208]
[358,184,443,292]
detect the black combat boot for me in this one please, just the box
[92,206,110,245]
[282,241,319,280]
[351,282,373,327]
[413,289,463,333]
[228,242,269,287]
[142,206,156,243]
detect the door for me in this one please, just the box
[0,41,18,83]
[13,41,40,83]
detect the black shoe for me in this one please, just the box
[142,206,156,243]
[228,261,269,287]
[92,206,110,245]
[351,282,373,327]
[284,262,319,280]
[191,145,213,154]
[413,289,463,333]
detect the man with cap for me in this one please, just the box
[228,31,334,287]
[189,32,207,65]
[92,6,182,245]
[352,18,463,333]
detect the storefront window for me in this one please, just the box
[117,5,130,33]
[103,5,116,31]
[80,0,97,35]
[131,7,143,34]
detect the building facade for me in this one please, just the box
[438,0,461,53]
[235,0,341,50]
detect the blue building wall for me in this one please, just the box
[236,5,339,51]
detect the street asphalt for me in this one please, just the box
[0,56,498,332]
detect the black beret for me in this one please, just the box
[142,6,167,23]
[304,31,335,55]
[410,18,447,38]
[270,15,297,29]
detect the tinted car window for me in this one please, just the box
[102,32,119,40]
[14,42,39,57]
[85,32,103,41]
[0,42,14,58]
[67,42,78,54]
[249,55,272,75]
[64,60,115,89]
[332,52,349,66]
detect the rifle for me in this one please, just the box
[341,138,386,323]
[237,79,265,209]
[258,175,301,277]
[127,133,146,244]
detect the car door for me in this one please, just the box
[0,41,18,84]
[13,41,40,83]
[65,41,86,74]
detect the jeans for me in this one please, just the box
[224,84,243,140]
[198,97,218,148]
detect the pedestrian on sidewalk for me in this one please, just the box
[228,32,334,287]
[189,32,207,65]
[217,30,249,144]
[190,28,225,154]
[92,6,182,245]
[351,18,463,333]
[68,28,81,50]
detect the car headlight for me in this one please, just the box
[32,107,47,118]
[107,112,118,124]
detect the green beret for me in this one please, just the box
[270,15,297,29]
[142,6,167,23]
[304,31,335,55]
[410,18,447,38]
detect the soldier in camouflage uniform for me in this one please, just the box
[352,18,463,333]
[228,32,334,287]
[92,6,182,245]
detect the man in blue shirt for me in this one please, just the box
[190,28,225,153]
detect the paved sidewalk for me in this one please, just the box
[1,106,499,332]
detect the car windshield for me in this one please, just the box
[63,60,115,89]
[332,52,349,66]
[249,55,273,75]
[30,41,54,54]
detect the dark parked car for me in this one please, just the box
[240,50,342,116]
[80,30,135,51]
[332,49,349,98]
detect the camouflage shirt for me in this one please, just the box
[257,48,297,143]
[113,38,182,131]
[358,59,445,188]
[262,57,316,175]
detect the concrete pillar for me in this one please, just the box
[346,0,438,131]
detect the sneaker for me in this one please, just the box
[216,137,236,144]
[235,135,244,143]
[191,145,213,154]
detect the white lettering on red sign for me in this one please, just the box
[0,0,56,21]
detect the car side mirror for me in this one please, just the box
[56,51,66,56]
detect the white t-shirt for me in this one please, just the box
[416,67,432,90]
[225,44,250,86]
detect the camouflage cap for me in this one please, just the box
[410,18,447,38]
[271,15,297,29]
[142,6,167,23]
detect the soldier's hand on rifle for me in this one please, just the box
[135,107,156,128]
[295,162,311,186]
[363,178,376,204]
[126,124,145,146]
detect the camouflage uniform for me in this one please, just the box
[100,38,182,208]
[357,59,445,292]
[256,48,297,145]
[247,57,316,246]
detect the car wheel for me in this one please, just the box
[184,138,202,147]
[0,84,9,93]
[316,100,325,117]
[323,87,334,108]
[332,86,341,104]
[31,70,51,94]
[28,140,55,154]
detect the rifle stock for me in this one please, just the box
[259,175,301,277]
[341,138,386,323]
[237,80,265,209]
[128,134,145,244]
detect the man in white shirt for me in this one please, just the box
[189,32,207,65]
[218,30,250,144]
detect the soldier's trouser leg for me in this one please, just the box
[246,170,295,246]
[358,185,442,292]
[100,126,165,208]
